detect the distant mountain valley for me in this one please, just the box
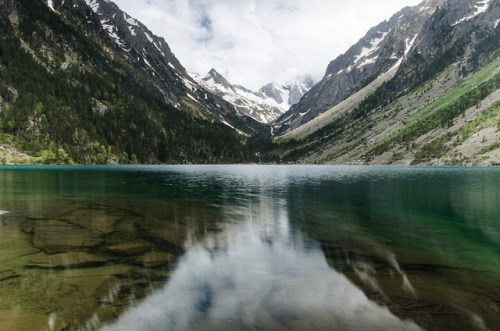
[0,0,498,165]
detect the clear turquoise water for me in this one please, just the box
[0,165,499,330]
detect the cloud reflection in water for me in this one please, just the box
[101,232,420,330]
[101,168,421,330]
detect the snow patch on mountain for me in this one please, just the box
[182,77,197,93]
[354,31,390,64]
[47,0,55,11]
[143,57,153,68]
[100,19,125,47]
[384,34,417,73]
[348,31,390,71]
[124,13,138,27]
[358,57,377,68]
[85,0,100,14]
[452,0,493,26]
[281,87,291,107]
[144,32,153,43]
[128,25,136,36]
[153,42,165,57]
[405,34,418,56]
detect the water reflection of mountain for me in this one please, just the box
[1,166,499,330]
[103,165,500,330]
[284,167,500,331]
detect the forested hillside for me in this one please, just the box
[0,0,260,164]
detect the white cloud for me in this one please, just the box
[112,0,422,89]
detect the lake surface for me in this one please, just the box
[0,165,499,330]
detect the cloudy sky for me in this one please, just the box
[113,0,422,89]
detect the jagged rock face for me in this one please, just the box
[194,69,314,124]
[273,0,447,135]
[0,84,17,104]
[415,0,499,56]
[49,0,187,104]
[259,83,284,104]
[288,79,314,105]
[257,79,314,109]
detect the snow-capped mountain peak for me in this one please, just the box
[193,69,313,124]
[202,69,234,91]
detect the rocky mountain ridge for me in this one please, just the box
[273,0,449,134]
[267,0,500,166]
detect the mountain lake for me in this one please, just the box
[0,165,499,330]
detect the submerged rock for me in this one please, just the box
[0,311,67,331]
[0,269,19,282]
[107,242,151,257]
[0,224,40,264]
[99,279,152,307]
[136,220,185,253]
[59,265,135,278]
[26,252,108,269]
[134,251,172,268]
[64,209,120,235]
[33,220,102,253]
